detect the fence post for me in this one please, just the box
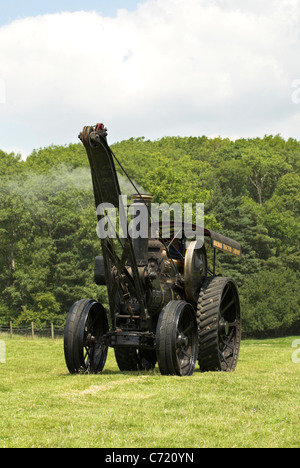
[31,322,34,339]
[51,323,54,340]
[10,321,13,339]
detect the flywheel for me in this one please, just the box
[184,241,207,304]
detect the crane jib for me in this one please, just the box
[80,126,121,209]
[79,125,148,323]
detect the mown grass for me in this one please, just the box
[0,334,299,448]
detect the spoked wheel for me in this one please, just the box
[114,348,157,371]
[64,299,109,374]
[197,277,241,372]
[156,301,198,376]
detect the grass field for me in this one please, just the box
[0,334,299,448]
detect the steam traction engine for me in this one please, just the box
[64,124,242,376]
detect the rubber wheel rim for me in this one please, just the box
[156,301,198,376]
[64,299,109,374]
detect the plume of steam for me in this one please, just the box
[1,162,148,201]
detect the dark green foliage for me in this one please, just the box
[242,268,300,337]
[0,135,299,336]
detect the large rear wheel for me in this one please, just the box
[197,277,241,372]
[64,299,109,374]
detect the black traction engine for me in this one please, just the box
[64,124,242,376]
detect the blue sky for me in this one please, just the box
[0,0,143,25]
[0,0,300,157]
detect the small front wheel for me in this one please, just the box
[64,299,109,374]
[156,301,198,376]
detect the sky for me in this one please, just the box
[0,0,142,26]
[1,0,300,158]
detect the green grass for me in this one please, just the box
[0,334,299,448]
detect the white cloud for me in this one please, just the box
[0,0,300,157]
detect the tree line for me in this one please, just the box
[0,133,299,337]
